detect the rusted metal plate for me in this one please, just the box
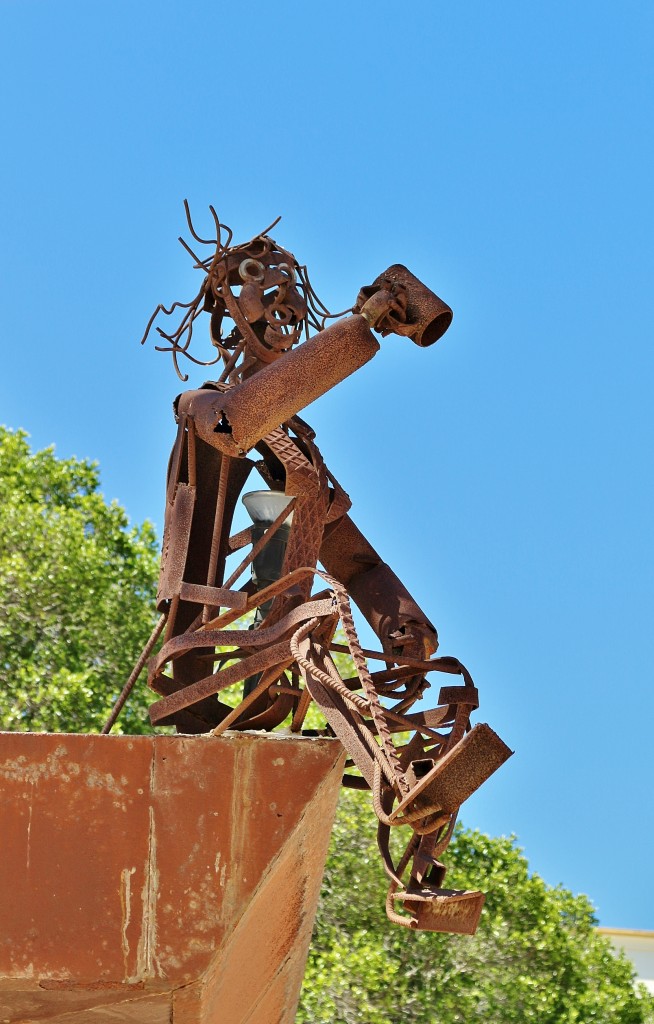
[157,482,196,604]
[391,724,513,820]
[392,887,486,935]
[0,731,345,1023]
[0,989,173,1024]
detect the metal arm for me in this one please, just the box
[320,512,439,659]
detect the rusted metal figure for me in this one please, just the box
[132,204,512,934]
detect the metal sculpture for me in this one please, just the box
[129,204,512,934]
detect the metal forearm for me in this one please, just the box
[320,513,438,656]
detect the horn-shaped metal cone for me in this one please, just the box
[392,887,486,934]
[390,723,513,822]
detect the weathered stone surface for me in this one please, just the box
[0,730,345,1023]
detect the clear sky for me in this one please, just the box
[1,0,652,929]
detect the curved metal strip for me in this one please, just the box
[149,639,292,724]
[150,597,336,678]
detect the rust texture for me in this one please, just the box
[0,730,345,1023]
[131,204,513,934]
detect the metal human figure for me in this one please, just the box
[139,205,512,933]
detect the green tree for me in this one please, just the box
[0,427,160,733]
[299,788,654,1024]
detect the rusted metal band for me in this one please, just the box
[438,684,479,708]
[179,582,248,609]
[150,596,336,679]
[149,639,292,724]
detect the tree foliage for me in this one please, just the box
[299,788,654,1023]
[0,427,160,733]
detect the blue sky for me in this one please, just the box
[1,0,652,929]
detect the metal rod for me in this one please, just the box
[164,593,181,644]
[222,496,296,591]
[210,662,291,737]
[218,339,245,383]
[203,455,232,622]
[100,614,166,734]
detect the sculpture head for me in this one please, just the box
[204,231,309,374]
[141,203,329,383]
